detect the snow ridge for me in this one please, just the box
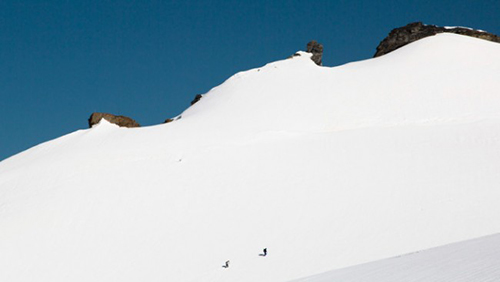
[294,233,500,282]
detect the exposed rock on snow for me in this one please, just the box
[306,40,323,65]
[88,112,140,128]
[191,94,203,105]
[375,22,500,57]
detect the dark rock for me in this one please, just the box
[164,118,174,124]
[375,22,500,57]
[445,26,500,43]
[88,112,140,128]
[191,94,203,105]
[287,53,301,59]
[374,22,439,57]
[306,40,323,65]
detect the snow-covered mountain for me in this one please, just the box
[1,33,500,282]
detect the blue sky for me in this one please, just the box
[1,0,499,160]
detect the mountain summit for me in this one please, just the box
[375,22,500,57]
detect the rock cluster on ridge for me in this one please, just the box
[88,112,140,128]
[374,22,500,57]
[161,94,202,124]
[191,94,203,105]
[306,40,323,65]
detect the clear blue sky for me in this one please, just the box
[1,0,499,160]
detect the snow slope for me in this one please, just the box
[1,34,500,282]
[293,233,500,282]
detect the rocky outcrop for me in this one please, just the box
[191,94,203,105]
[164,118,174,124]
[306,40,323,65]
[88,112,140,128]
[375,22,500,57]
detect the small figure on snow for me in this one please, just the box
[222,260,230,268]
[260,248,267,256]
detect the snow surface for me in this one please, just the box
[1,34,500,282]
[444,26,486,32]
[293,233,500,282]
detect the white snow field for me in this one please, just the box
[1,33,500,282]
[293,233,500,282]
